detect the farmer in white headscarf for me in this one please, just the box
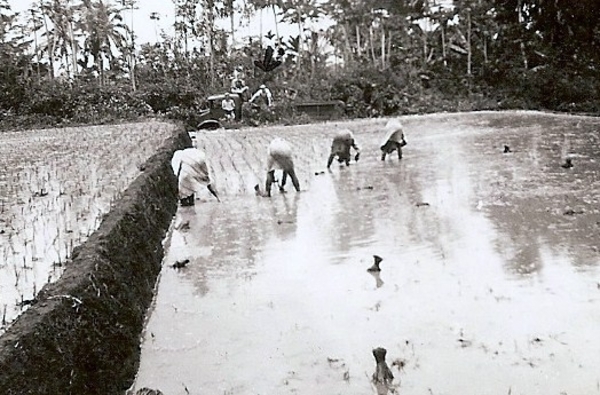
[255,137,300,197]
[171,141,220,205]
[380,119,407,161]
[327,128,360,168]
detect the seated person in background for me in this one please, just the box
[249,84,273,108]
[171,143,220,205]
[221,92,236,121]
[327,129,361,168]
[380,119,407,160]
[255,137,300,197]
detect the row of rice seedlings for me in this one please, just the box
[0,121,176,332]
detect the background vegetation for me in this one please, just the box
[1,0,599,130]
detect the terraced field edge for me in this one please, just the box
[0,126,191,395]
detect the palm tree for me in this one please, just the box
[80,0,129,85]
[279,0,322,74]
[23,3,49,82]
[40,0,80,78]
[248,0,282,47]
[119,0,138,90]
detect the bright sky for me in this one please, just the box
[7,1,330,46]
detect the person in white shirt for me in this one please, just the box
[171,143,220,205]
[380,119,407,160]
[249,84,273,108]
[255,137,300,197]
[221,93,236,120]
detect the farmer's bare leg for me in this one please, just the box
[327,153,336,169]
[397,142,403,160]
[265,170,276,197]
[287,168,300,191]
[280,171,288,191]
[343,146,351,166]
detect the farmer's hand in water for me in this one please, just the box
[254,184,271,198]
[355,152,361,162]
[207,184,220,202]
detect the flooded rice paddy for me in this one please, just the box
[0,121,176,332]
[133,111,600,395]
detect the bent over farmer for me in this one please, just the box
[327,129,361,168]
[256,137,300,197]
[171,146,220,205]
[380,119,407,161]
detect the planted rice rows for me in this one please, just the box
[193,119,387,197]
[0,121,177,333]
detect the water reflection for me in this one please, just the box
[268,193,300,241]
[464,115,600,276]
[167,196,274,296]
[368,270,385,288]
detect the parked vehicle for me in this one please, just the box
[197,93,243,129]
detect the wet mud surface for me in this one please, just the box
[133,111,600,395]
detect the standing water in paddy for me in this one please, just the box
[131,112,600,395]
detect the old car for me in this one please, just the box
[197,93,243,129]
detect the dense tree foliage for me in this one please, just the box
[0,0,599,129]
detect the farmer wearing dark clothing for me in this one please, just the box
[327,129,361,168]
[380,119,407,160]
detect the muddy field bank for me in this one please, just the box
[0,127,190,395]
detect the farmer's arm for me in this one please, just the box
[352,140,361,161]
[249,90,260,103]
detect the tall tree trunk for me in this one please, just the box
[387,30,391,67]
[355,25,361,56]
[207,0,215,86]
[441,23,447,67]
[517,0,528,69]
[380,27,385,69]
[32,12,41,82]
[296,10,303,74]
[466,8,471,76]
[482,35,487,77]
[422,31,427,68]
[230,2,235,48]
[69,20,78,77]
[271,3,279,43]
[369,25,376,65]
[41,7,54,79]
[259,7,263,47]
[342,23,352,64]
[130,4,136,91]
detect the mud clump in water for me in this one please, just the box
[0,128,189,395]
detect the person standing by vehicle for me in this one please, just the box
[249,84,273,108]
[231,77,249,99]
[327,129,361,169]
[221,93,236,121]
